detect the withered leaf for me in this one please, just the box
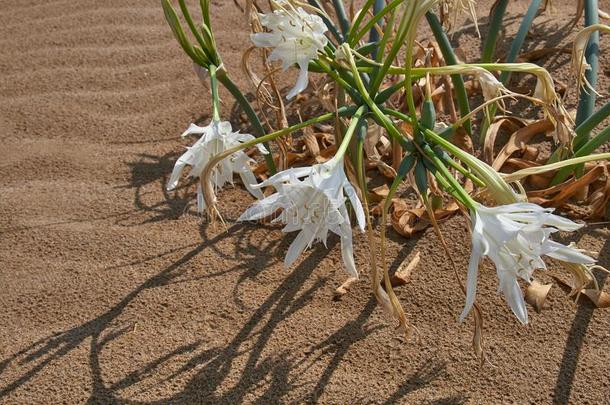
[525,280,553,313]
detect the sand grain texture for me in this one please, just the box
[1,1,610,404]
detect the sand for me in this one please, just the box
[1,0,609,403]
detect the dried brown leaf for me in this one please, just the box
[525,280,552,313]
[390,252,421,287]
[483,116,526,163]
[492,119,553,171]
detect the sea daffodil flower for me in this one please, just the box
[167,121,267,213]
[238,157,365,277]
[251,1,328,99]
[461,202,596,324]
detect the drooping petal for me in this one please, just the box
[460,236,484,322]
[343,180,365,231]
[167,147,198,190]
[238,193,281,221]
[498,271,528,324]
[255,166,312,188]
[285,226,316,267]
[542,240,596,264]
[286,59,310,99]
[181,123,208,138]
[239,170,264,200]
[338,214,358,278]
[196,183,206,213]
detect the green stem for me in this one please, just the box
[217,70,276,173]
[550,125,610,184]
[574,101,610,145]
[481,0,509,63]
[499,0,542,83]
[349,0,403,46]
[335,106,368,161]
[209,65,221,122]
[332,0,351,36]
[422,147,477,209]
[177,0,214,62]
[575,0,600,138]
[426,11,472,136]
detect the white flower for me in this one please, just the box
[461,202,596,324]
[475,68,510,102]
[167,121,268,213]
[251,2,328,99]
[238,158,365,277]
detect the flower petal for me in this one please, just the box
[239,170,264,200]
[542,240,595,264]
[343,180,365,232]
[181,123,207,138]
[286,60,309,100]
[238,193,281,221]
[460,236,484,322]
[498,271,528,324]
[285,226,315,267]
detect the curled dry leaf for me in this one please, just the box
[553,276,610,308]
[525,280,553,313]
[388,252,421,287]
[483,116,526,163]
[369,184,390,203]
[334,276,359,300]
[390,199,460,237]
[492,119,554,170]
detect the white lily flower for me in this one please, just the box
[462,202,596,324]
[238,157,365,277]
[167,121,268,213]
[251,1,328,99]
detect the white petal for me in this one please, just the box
[498,271,528,324]
[543,240,595,264]
[251,32,279,48]
[239,170,264,200]
[167,159,188,191]
[238,193,281,221]
[166,148,197,190]
[285,226,315,267]
[343,180,365,232]
[196,183,206,213]
[460,237,483,322]
[181,123,207,138]
[255,166,312,188]
[338,219,358,278]
[286,60,310,100]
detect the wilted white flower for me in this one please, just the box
[461,202,595,324]
[251,1,328,99]
[475,68,512,103]
[167,121,268,213]
[238,157,365,277]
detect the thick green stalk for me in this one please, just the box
[482,0,541,142]
[216,71,276,173]
[332,0,351,35]
[370,0,386,59]
[335,106,368,159]
[499,0,542,83]
[425,11,472,136]
[550,125,610,184]
[209,65,221,122]
[574,101,610,145]
[177,0,215,62]
[575,0,600,141]
[481,0,509,63]
[349,0,403,45]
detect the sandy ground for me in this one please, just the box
[1,0,610,403]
